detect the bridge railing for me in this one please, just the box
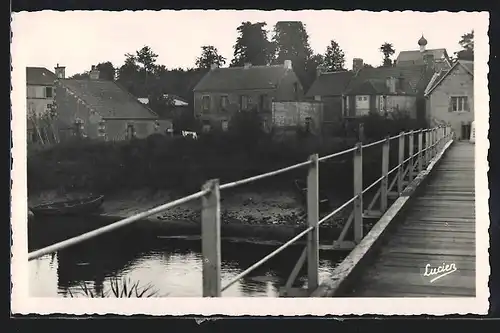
[27,125,453,298]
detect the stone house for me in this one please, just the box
[424,60,474,140]
[342,36,452,120]
[54,66,172,141]
[342,64,434,120]
[192,60,304,132]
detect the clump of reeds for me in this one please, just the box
[67,277,160,298]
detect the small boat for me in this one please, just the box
[293,179,330,212]
[30,195,105,216]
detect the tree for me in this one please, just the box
[456,30,474,61]
[116,53,142,96]
[379,42,396,67]
[305,53,324,84]
[195,45,226,69]
[95,62,116,80]
[363,63,374,69]
[231,22,274,67]
[135,46,159,74]
[271,21,314,89]
[322,39,346,71]
[70,61,116,80]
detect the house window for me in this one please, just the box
[126,123,136,139]
[451,96,469,112]
[259,94,271,111]
[220,95,229,110]
[45,87,53,98]
[355,95,370,113]
[304,117,312,133]
[240,95,249,111]
[202,95,210,112]
[202,120,211,133]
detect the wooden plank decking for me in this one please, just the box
[345,142,475,297]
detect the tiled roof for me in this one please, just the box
[344,65,428,95]
[26,67,57,86]
[305,71,354,97]
[460,60,474,75]
[193,65,289,92]
[396,48,449,65]
[58,79,158,119]
[424,60,474,97]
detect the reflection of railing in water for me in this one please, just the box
[28,125,453,297]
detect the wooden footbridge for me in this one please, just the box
[28,125,476,298]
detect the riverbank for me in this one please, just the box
[28,187,355,245]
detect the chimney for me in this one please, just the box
[283,60,292,70]
[244,63,252,69]
[386,77,397,93]
[352,58,364,72]
[54,63,66,79]
[316,65,325,77]
[210,63,218,70]
[89,65,100,80]
[423,53,435,70]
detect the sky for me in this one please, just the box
[12,10,481,77]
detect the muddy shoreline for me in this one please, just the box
[29,188,353,245]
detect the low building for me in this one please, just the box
[424,60,474,140]
[54,66,171,141]
[192,60,304,132]
[272,101,324,136]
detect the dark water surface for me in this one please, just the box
[29,216,347,297]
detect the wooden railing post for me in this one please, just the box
[425,130,430,166]
[439,126,444,150]
[201,179,222,297]
[306,154,319,291]
[397,131,405,194]
[408,130,415,182]
[418,130,423,173]
[432,128,437,157]
[353,143,363,243]
[380,136,390,212]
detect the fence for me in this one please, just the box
[28,125,453,297]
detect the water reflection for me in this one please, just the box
[29,216,345,297]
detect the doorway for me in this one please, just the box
[460,122,471,140]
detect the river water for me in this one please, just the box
[29,216,347,297]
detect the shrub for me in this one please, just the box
[359,111,427,141]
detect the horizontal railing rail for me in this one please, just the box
[27,125,453,298]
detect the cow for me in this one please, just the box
[181,131,198,140]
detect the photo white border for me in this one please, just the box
[11,10,490,316]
